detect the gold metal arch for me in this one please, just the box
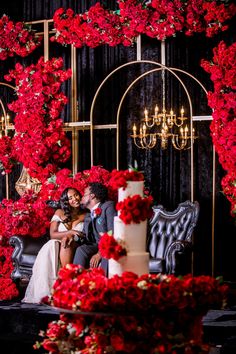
[0,82,16,199]
[89,60,216,276]
[116,65,195,200]
[115,63,209,198]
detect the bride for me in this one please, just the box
[22,187,87,304]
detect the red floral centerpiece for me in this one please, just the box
[36,265,228,353]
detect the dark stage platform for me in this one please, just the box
[1,301,236,353]
[0,301,59,354]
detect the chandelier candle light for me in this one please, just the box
[132,103,196,150]
[0,113,12,138]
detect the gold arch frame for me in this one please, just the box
[89,60,216,276]
[0,82,16,199]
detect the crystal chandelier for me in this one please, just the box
[131,70,197,150]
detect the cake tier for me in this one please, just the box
[118,180,144,202]
[114,216,147,252]
[108,252,149,278]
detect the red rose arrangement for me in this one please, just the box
[201,41,236,217]
[36,265,228,353]
[99,232,127,261]
[116,194,153,224]
[0,14,41,60]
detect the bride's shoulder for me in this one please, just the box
[52,209,65,221]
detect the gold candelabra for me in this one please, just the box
[0,113,13,137]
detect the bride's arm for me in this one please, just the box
[50,210,80,241]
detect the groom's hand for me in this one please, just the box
[90,253,101,268]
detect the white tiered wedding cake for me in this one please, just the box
[108,180,150,278]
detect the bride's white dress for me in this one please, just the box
[22,214,83,304]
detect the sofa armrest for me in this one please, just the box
[165,240,192,275]
[9,234,49,282]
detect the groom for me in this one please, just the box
[73,182,116,276]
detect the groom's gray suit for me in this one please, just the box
[73,200,116,276]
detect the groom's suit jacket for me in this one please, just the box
[79,200,116,276]
[83,200,117,243]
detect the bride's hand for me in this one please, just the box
[62,230,80,248]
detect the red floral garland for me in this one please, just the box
[201,41,236,217]
[0,14,41,60]
[51,0,236,47]
[116,194,153,224]
[3,57,72,181]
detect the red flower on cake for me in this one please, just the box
[99,232,127,261]
[116,195,154,224]
[108,169,144,191]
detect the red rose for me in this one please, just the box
[94,207,102,218]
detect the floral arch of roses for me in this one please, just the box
[0,1,234,301]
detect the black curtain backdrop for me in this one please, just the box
[0,0,235,280]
